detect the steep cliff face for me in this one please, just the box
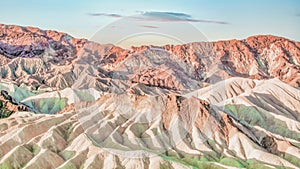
[0,24,299,169]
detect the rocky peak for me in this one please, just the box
[0,24,86,62]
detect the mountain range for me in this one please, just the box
[0,24,299,169]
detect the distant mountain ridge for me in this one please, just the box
[0,24,299,92]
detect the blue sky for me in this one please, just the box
[0,0,299,45]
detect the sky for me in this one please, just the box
[0,0,299,47]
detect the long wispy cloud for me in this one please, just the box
[88,11,228,24]
[137,11,228,24]
[87,13,122,18]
